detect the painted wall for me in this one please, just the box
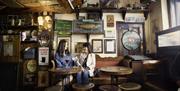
[55,12,149,57]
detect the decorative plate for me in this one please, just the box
[27,60,37,73]
[122,30,141,50]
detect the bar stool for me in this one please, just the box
[118,82,141,91]
[99,85,122,91]
[72,83,95,91]
[44,85,62,91]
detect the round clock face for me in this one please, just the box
[27,60,37,73]
[122,31,141,50]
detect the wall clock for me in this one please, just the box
[122,30,141,51]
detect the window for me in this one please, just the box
[170,0,180,27]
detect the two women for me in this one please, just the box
[55,40,96,85]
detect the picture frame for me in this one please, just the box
[38,47,49,66]
[92,39,103,53]
[38,71,49,87]
[104,39,116,53]
[54,20,72,36]
[57,37,71,52]
[73,20,103,34]
[107,15,114,27]
[105,30,116,38]
[0,35,20,63]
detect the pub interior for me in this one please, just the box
[0,0,180,91]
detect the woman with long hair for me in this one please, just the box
[55,39,74,87]
[76,42,96,84]
[55,39,73,68]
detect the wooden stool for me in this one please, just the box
[118,82,141,91]
[45,85,62,91]
[99,85,122,91]
[72,83,95,91]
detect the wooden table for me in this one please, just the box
[100,66,133,85]
[49,67,81,90]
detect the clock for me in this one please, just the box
[26,60,37,73]
[122,30,141,51]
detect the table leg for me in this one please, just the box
[111,75,118,85]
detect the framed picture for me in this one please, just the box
[3,42,13,56]
[38,71,49,87]
[55,20,72,36]
[105,30,116,38]
[104,39,116,53]
[0,35,20,63]
[107,15,114,27]
[73,20,103,34]
[38,47,49,66]
[92,39,103,53]
[57,37,71,52]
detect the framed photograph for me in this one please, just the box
[38,47,49,66]
[57,37,71,52]
[104,39,116,53]
[105,30,115,38]
[107,15,114,27]
[92,39,103,53]
[38,71,49,87]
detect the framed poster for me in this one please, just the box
[57,37,71,52]
[38,47,49,66]
[107,15,114,27]
[38,71,49,87]
[104,39,116,53]
[55,20,72,36]
[92,39,103,53]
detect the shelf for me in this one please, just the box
[0,25,38,30]
[21,41,38,44]
[75,7,149,20]
[72,32,104,34]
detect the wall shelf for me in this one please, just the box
[75,7,149,20]
[0,25,38,30]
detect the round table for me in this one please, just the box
[100,66,133,85]
[72,83,95,91]
[49,66,81,90]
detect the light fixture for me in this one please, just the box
[37,11,52,30]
